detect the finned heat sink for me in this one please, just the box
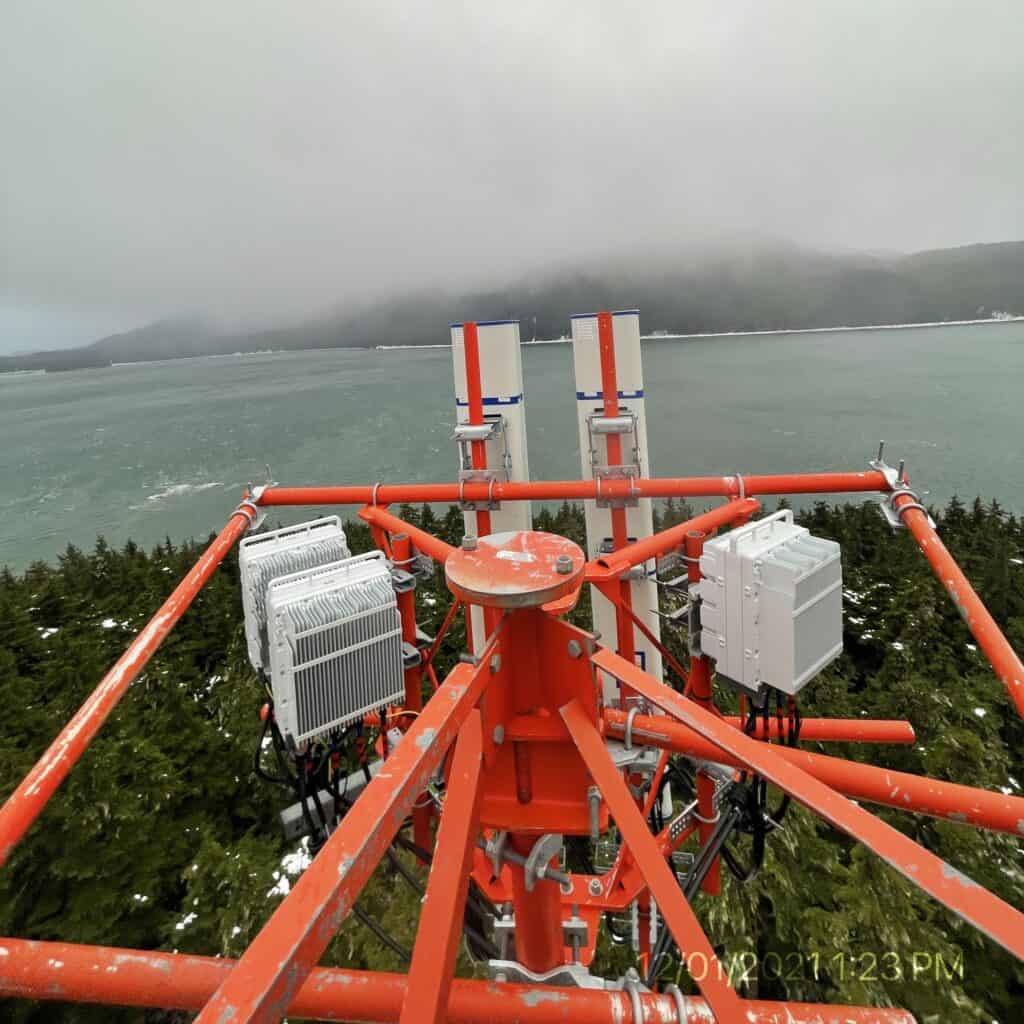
[266,551,404,747]
[239,516,351,671]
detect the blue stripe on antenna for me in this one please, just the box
[576,389,644,401]
[568,310,641,320]
[449,319,520,329]
[455,394,524,407]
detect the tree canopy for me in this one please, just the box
[0,497,1021,1021]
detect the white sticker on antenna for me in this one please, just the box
[496,550,536,563]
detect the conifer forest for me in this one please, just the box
[1,498,1021,1023]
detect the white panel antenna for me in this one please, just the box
[266,551,404,747]
[569,310,664,697]
[239,517,350,672]
[450,319,532,652]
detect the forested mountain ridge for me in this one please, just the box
[3,240,1023,372]
[0,497,1022,1022]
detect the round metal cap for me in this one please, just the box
[444,530,585,608]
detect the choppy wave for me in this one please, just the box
[145,481,224,503]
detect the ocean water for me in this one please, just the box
[1,322,1022,571]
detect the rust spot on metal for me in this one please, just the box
[941,862,980,888]
[111,953,172,974]
[519,988,570,1007]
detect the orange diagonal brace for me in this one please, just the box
[561,698,746,1024]
[593,647,1024,960]
[894,492,1024,717]
[584,497,760,581]
[0,503,255,868]
[196,652,496,1024]
[400,711,484,1024]
[359,504,457,565]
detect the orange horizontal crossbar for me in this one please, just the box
[258,470,888,508]
[605,709,1018,835]
[0,938,918,1024]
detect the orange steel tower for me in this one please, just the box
[1,311,1022,1023]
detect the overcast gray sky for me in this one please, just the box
[2,1,1022,353]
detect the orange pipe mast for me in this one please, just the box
[389,530,433,855]
[684,529,722,896]
[461,321,493,538]
[2,309,1024,1022]
[596,311,638,680]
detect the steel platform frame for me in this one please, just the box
[1,313,1022,1023]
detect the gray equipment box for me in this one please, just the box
[239,516,350,672]
[266,551,404,747]
[694,510,842,695]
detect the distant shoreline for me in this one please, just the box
[640,314,1024,342]
[2,315,1021,371]
[374,315,1024,350]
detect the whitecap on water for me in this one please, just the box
[146,481,223,503]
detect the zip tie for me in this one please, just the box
[664,983,690,1024]
[488,477,497,507]
[624,705,640,751]
[371,482,383,507]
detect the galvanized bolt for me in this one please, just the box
[897,459,906,483]
[588,786,601,842]
[588,878,602,896]
[490,654,502,673]
[555,554,573,575]
[492,724,505,746]
[567,639,582,659]
[877,439,886,462]
[462,535,478,551]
